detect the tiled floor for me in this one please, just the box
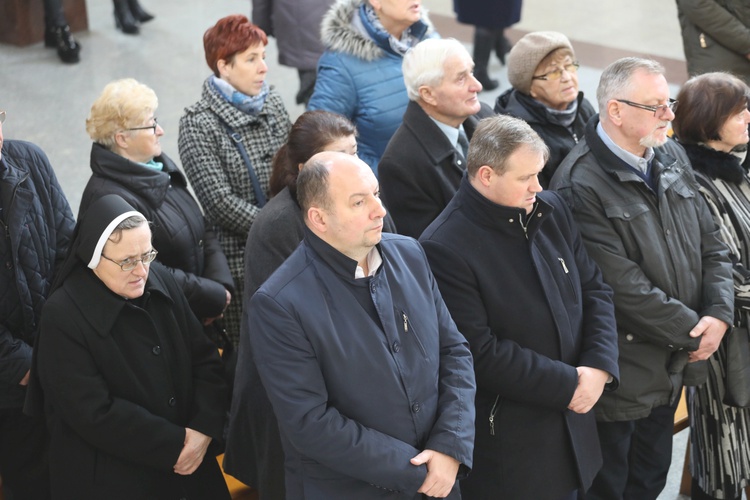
[0,0,696,498]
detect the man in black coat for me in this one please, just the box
[379,37,493,238]
[420,115,619,500]
[0,110,75,498]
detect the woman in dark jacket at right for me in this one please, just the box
[81,79,234,336]
[495,31,595,187]
[673,71,750,500]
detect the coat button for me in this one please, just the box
[168,397,176,407]
[624,212,630,218]
[412,402,420,413]
[152,345,161,355]
[392,341,400,353]
[626,334,634,341]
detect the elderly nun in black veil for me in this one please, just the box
[30,194,230,500]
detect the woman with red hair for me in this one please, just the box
[179,14,291,347]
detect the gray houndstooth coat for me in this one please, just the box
[179,78,291,345]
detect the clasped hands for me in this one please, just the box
[174,428,212,475]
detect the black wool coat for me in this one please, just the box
[36,263,229,500]
[379,100,493,238]
[420,179,619,499]
[79,144,234,321]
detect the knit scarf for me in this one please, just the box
[211,75,269,115]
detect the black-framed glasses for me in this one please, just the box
[532,62,580,81]
[0,111,5,124]
[101,249,158,271]
[125,117,158,134]
[615,98,678,119]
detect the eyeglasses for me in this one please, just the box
[125,118,158,134]
[101,249,158,271]
[0,111,5,124]
[532,62,580,81]
[615,98,678,119]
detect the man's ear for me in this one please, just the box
[477,165,495,187]
[418,85,437,107]
[307,206,327,233]
[606,100,623,127]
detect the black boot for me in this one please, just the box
[44,25,81,64]
[113,0,140,34]
[127,0,154,23]
[494,31,512,66]
[473,27,499,91]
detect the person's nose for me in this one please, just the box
[372,196,387,219]
[530,175,543,194]
[470,72,483,92]
[155,123,165,137]
[259,58,268,74]
[743,108,750,124]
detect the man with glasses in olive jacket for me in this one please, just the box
[551,57,734,500]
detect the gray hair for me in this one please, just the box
[109,214,150,243]
[467,115,549,176]
[403,38,471,101]
[596,57,665,112]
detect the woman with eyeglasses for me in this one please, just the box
[80,79,234,352]
[30,194,230,499]
[494,31,595,188]
[672,72,750,500]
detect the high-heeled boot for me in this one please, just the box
[113,0,140,34]
[494,30,512,66]
[473,27,499,91]
[44,25,81,64]
[127,0,154,23]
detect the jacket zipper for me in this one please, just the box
[489,395,501,436]
[402,312,427,358]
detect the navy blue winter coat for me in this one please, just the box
[246,230,476,499]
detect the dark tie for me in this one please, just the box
[455,127,470,169]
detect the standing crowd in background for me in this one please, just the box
[2,0,750,499]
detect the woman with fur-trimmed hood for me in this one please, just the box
[307,0,436,174]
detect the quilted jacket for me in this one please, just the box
[0,140,74,409]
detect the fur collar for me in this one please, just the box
[321,0,434,62]
[681,142,746,184]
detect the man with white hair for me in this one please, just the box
[379,38,492,238]
[551,57,734,500]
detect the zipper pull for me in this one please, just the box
[558,257,569,274]
[403,313,408,333]
[700,33,707,48]
[489,414,495,436]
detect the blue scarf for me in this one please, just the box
[211,75,269,115]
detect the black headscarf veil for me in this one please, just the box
[25,195,144,417]
[50,194,143,294]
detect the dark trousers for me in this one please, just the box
[0,407,50,500]
[584,403,677,500]
[42,0,67,28]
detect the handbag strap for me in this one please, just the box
[218,119,267,208]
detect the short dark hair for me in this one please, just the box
[673,72,750,145]
[269,111,357,197]
[467,115,549,176]
[296,157,332,216]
